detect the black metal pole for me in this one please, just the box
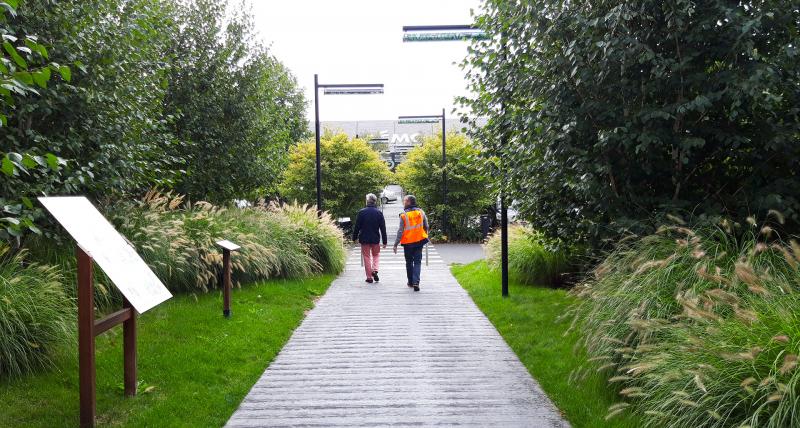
[500,29,510,298]
[314,74,322,215]
[441,108,448,237]
[501,178,509,298]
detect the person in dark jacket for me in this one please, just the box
[352,193,387,283]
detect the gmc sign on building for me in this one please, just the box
[314,119,486,170]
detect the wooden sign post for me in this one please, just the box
[215,240,241,318]
[77,248,138,425]
[40,197,172,428]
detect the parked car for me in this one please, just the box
[380,187,398,204]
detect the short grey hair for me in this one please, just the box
[366,193,378,205]
[404,194,417,206]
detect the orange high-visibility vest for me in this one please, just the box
[400,209,428,244]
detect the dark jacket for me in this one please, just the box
[352,205,387,245]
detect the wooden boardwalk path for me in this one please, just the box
[227,205,567,427]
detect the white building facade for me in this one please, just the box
[315,118,485,170]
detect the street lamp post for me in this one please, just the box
[401,24,509,297]
[313,75,384,215]
[499,30,510,298]
[398,109,448,236]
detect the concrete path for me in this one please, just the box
[226,203,567,427]
[435,243,486,265]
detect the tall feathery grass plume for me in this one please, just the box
[571,220,800,427]
[110,192,345,292]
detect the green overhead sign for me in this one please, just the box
[403,32,488,42]
[398,119,440,124]
[323,88,384,95]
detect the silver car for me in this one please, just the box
[380,187,398,204]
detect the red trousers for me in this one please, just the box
[361,244,381,278]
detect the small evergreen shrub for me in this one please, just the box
[573,223,800,427]
[485,224,569,286]
[0,245,74,378]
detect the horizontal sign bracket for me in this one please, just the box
[93,307,134,337]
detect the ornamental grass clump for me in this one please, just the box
[112,192,344,293]
[485,224,569,286]
[269,202,346,274]
[0,245,74,378]
[22,235,121,312]
[573,221,800,427]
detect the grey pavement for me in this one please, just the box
[435,243,485,265]
[226,202,567,427]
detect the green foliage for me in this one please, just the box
[5,0,177,198]
[573,225,800,427]
[485,224,569,286]
[164,0,307,202]
[22,233,120,313]
[452,261,643,427]
[0,153,65,239]
[2,0,307,243]
[396,133,491,241]
[0,244,74,378]
[280,132,393,219]
[0,1,70,240]
[276,202,346,275]
[111,192,344,293]
[460,0,800,252]
[0,274,334,427]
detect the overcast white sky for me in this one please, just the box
[249,0,482,121]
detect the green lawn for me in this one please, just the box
[452,261,641,428]
[0,275,334,427]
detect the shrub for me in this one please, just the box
[396,133,492,242]
[0,245,74,378]
[485,224,569,286]
[573,224,800,427]
[279,132,393,220]
[112,192,345,293]
[461,0,800,252]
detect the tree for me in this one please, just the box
[1,0,182,245]
[164,0,307,203]
[280,132,393,219]
[396,133,492,241]
[1,0,308,244]
[0,0,71,241]
[5,0,179,199]
[460,0,800,251]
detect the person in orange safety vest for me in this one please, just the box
[393,195,429,291]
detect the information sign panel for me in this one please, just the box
[39,197,172,313]
[215,240,241,251]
